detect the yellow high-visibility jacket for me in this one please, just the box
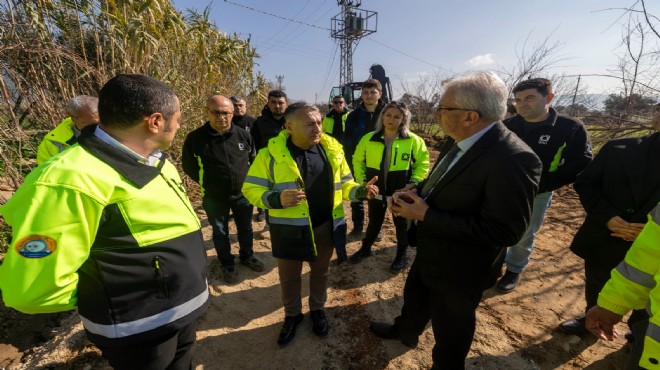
[242,130,363,261]
[37,117,77,165]
[598,203,660,369]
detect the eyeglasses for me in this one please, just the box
[209,110,232,118]
[436,106,481,116]
[332,101,345,105]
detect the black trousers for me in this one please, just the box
[363,198,408,250]
[97,320,197,370]
[393,260,483,370]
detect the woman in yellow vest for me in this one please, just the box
[348,101,430,272]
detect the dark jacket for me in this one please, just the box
[232,114,256,133]
[504,107,592,193]
[414,122,542,292]
[182,122,255,199]
[342,100,385,167]
[570,133,660,268]
[252,106,286,150]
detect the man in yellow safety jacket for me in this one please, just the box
[0,74,209,370]
[242,102,378,346]
[37,95,99,165]
[587,202,660,369]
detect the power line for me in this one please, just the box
[223,0,330,31]
[320,42,340,99]
[364,36,455,74]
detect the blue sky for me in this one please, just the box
[172,0,660,104]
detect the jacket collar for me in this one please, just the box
[203,121,235,136]
[269,130,343,164]
[78,125,166,189]
[370,129,410,142]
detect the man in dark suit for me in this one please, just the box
[369,71,542,369]
[559,107,660,335]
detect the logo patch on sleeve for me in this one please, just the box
[16,235,57,258]
[401,153,410,161]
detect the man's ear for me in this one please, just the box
[285,121,293,132]
[545,92,555,105]
[146,112,164,134]
[462,111,481,127]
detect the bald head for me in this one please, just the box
[206,95,233,133]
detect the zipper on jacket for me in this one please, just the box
[152,256,170,299]
[393,145,399,166]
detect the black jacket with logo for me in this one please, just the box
[232,115,256,133]
[504,107,592,193]
[182,122,255,199]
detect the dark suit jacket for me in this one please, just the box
[414,122,542,293]
[570,133,660,268]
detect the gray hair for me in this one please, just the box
[283,102,319,123]
[66,95,98,115]
[443,71,507,122]
[374,101,411,135]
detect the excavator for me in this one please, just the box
[329,64,393,108]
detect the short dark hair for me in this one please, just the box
[513,78,553,96]
[362,78,382,92]
[230,96,245,103]
[268,90,287,100]
[332,95,344,101]
[99,74,178,129]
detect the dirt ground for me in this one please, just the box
[0,153,633,369]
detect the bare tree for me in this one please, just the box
[398,71,447,136]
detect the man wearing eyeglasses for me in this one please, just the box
[496,78,592,293]
[323,95,351,142]
[370,71,541,369]
[182,95,264,284]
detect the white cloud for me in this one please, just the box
[466,54,495,67]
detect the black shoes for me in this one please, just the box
[390,256,407,273]
[559,316,587,335]
[277,313,304,346]
[240,256,265,272]
[220,265,239,284]
[311,309,329,337]
[496,269,520,293]
[369,321,417,348]
[349,248,372,264]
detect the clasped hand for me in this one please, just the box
[389,189,428,221]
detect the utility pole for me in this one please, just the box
[571,74,581,117]
[276,75,284,91]
[331,1,377,87]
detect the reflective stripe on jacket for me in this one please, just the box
[598,203,660,368]
[242,130,361,261]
